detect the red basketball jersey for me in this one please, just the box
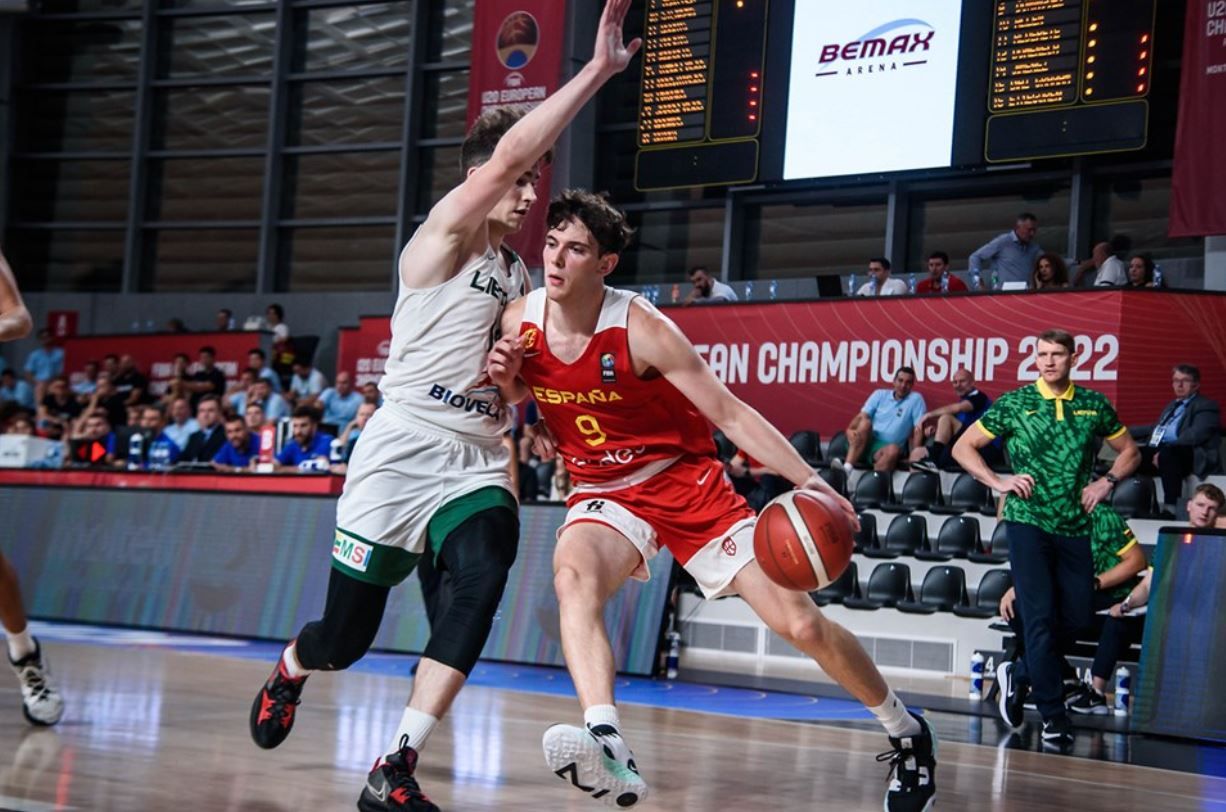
[518,287,716,487]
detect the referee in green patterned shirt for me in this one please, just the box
[954,329,1139,746]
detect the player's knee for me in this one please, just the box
[553,564,596,609]
[783,609,831,650]
[300,622,374,671]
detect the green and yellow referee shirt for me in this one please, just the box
[976,378,1128,537]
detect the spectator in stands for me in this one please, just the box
[161,353,190,403]
[80,370,127,427]
[968,212,1042,287]
[244,401,267,434]
[165,318,189,333]
[113,354,149,406]
[682,265,738,305]
[71,360,99,398]
[37,376,82,436]
[227,368,259,414]
[0,368,34,411]
[213,415,259,472]
[182,346,227,407]
[361,381,382,406]
[1074,241,1127,287]
[330,401,378,475]
[135,404,182,469]
[102,353,119,379]
[1124,254,1158,288]
[854,257,907,296]
[909,368,999,472]
[163,396,199,450]
[1031,253,1070,290]
[289,360,327,406]
[265,303,290,342]
[914,251,967,294]
[1183,482,1226,528]
[3,414,33,435]
[180,395,226,462]
[215,308,234,332]
[319,371,362,428]
[955,328,1139,746]
[23,328,64,401]
[247,378,290,422]
[833,366,926,474]
[275,405,334,471]
[1131,364,1221,514]
[68,410,116,466]
[247,348,282,393]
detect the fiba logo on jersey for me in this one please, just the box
[600,352,617,384]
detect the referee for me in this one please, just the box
[954,329,1139,746]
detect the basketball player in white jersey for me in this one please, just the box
[0,248,65,727]
[247,5,641,810]
[487,192,937,811]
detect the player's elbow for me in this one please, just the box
[7,307,33,339]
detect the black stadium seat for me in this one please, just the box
[1111,475,1157,519]
[930,473,991,515]
[852,471,893,510]
[916,516,981,561]
[953,569,1014,619]
[825,431,849,466]
[843,562,912,610]
[882,471,942,513]
[863,514,928,559]
[811,561,859,606]
[853,512,878,553]
[818,465,848,498]
[789,430,822,466]
[897,566,968,614]
[968,522,1010,564]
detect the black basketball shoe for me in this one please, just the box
[996,660,1027,729]
[358,743,439,812]
[1066,685,1110,715]
[1041,714,1075,752]
[879,711,937,812]
[249,649,308,749]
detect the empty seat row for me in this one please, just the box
[850,471,996,515]
[812,563,1012,617]
[855,512,1010,564]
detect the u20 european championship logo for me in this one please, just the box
[497,11,540,70]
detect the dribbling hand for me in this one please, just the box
[486,335,524,388]
[799,474,860,532]
[525,419,557,461]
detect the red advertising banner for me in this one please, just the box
[61,331,266,399]
[466,1,567,267]
[1169,1,1226,236]
[330,292,1226,438]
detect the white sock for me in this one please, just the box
[869,691,922,739]
[281,642,310,679]
[389,707,438,755]
[5,627,35,662]
[584,704,621,731]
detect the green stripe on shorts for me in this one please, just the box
[331,527,420,587]
[427,485,517,557]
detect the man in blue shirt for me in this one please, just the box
[275,405,334,470]
[969,213,1043,287]
[23,329,64,399]
[835,366,927,474]
[247,378,290,422]
[910,368,1001,472]
[134,405,182,470]
[318,370,363,428]
[213,416,261,472]
[248,348,283,393]
[0,368,35,410]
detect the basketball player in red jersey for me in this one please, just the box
[487,192,937,811]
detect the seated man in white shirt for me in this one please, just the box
[163,396,199,450]
[855,257,908,297]
[288,361,328,406]
[682,266,738,305]
[1073,241,1127,287]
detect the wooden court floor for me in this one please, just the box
[0,643,1223,811]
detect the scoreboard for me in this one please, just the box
[634,0,1158,190]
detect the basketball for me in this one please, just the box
[753,490,855,592]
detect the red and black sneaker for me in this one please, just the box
[248,652,308,750]
[357,743,440,812]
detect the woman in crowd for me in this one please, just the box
[1031,253,1070,289]
[1125,254,1159,288]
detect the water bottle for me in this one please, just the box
[130,320,141,333]
[868,275,879,296]
[940,273,950,293]
[847,273,857,295]
[665,630,681,679]
[145,319,155,332]
[670,283,681,303]
[991,270,1000,290]
[970,268,982,291]
[969,651,984,700]
[127,432,143,470]
[1152,265,1163,288]
[742,281,754,301]
[1113,666,1130,716]
[908,272,917,294]
[329,438,344,464]
[769,279,778,300]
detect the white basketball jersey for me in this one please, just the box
[378,241,527,440]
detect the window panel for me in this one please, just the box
[292,3,412,73]
[11,160,132,224]
[281,225,396,290]
[161,0,274,8]
[1092,175,1201,261]
[21,19,143,83]
[284,151,400,220]
[611,208,725,286]
[4,229,124,292]
[415,145,461,213]
[148,157,266,222]
[40,0,143,11]
[15,89,135,153]
[429,0,473,62]
[153,84,270,150]
[287,76,404,146]
[158,13,277,79]
[905,184,1070,273]
[595,131,724,207]
[421,69,468,140]
[745,200,888,280]
[147,228,259,291]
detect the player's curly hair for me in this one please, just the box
[460,106,553,172]
[547,190,635,256]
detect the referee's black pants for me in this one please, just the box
[1005,521,1094,720]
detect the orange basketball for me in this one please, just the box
[753,490,854,592]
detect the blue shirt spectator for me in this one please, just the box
[968,214,1042,286]
[163,397,200,450]
[145,433,182,469]
[277,432,334,466]
[213,418,260,469]
[862,385,927,446]
[0,370,35,410]
[247,349,282,393]
[24,330,64,383]
[71,361,100,397]
[319,371,361,427]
